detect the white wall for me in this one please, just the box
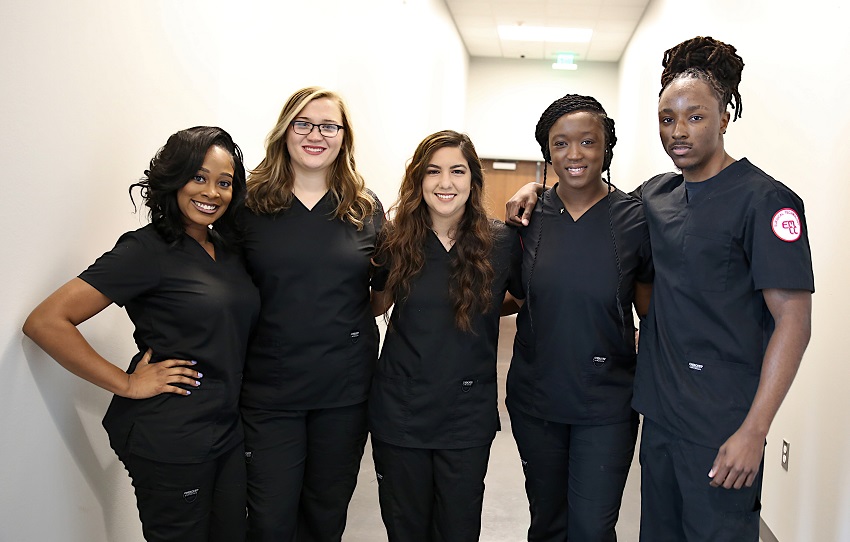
[0,0,466,540]
[616,1,850,540]
[215,0,469,208]
[466,58,619,162]
[4,0,848,540]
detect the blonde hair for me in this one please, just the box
[246,86,375,228]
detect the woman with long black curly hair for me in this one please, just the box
[24,126,260,542]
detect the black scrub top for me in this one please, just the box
[507,185,653,425]
[633,159,815,448]
[79,224,260,464]
[368,220,522,449]
[239,191,384,410]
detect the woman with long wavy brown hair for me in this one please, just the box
[369,130,521,542]
[237,87,384,542]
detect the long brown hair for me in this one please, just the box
[246,86,375,228]
[377,130,494,332]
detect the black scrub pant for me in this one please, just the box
[371,439,492,542]
[121,443,246,542]
[638,417,762,542]
[241,402,368,542]
[508,405,639,542]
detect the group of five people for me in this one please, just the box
[23,35,813,542]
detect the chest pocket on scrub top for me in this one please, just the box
[682,231,732,292]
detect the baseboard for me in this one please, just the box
[760,517,779,542]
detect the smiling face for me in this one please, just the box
[658,77,731,182]
[177,145,234,237]
[286,97,344,177]
[421,146,471,227]
[548,110,606,192]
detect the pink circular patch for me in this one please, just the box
[771,208,802,242]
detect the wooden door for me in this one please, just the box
[481,158,552,221]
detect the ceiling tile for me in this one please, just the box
[600,0,651,7]
[446,0,649,61]
[501,40,547,59]
[544,5,601,19]
[544,42,590,59]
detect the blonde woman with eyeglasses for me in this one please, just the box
[237,87,384,542]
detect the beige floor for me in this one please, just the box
[343,315,642,542]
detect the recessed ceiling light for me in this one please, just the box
[498,25,592,43]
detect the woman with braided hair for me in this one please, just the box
[507,36,814,542]
[506,94,652,541]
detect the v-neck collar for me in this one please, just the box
[429,230,455,254]
[183,232,220,262]
[292,190,331,212]
[548,183,612,223]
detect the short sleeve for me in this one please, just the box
[630,182,645,200]
[368,189,386,237]
[636,209,654,284]
[747,189,814,292]
[487,219,525,300]
[375,195,385,233]
[367,191,387,292]
[507,226,524,299]
[370,255,389,292]
[370,220,390,292]
[78,230,162,306]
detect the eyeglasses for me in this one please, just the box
[290,120,345,138]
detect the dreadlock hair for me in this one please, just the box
[528,94,627,338]
[376,130,494,333]
[660,36,745,121]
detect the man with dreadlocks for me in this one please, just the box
[506,94,653,542]
[632,36,814,541]
[507,36,814,542]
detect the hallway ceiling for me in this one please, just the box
[444,0,651,62]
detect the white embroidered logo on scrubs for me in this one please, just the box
[688,363,703,371]
[183,488,199,503]
[771,208,802,242]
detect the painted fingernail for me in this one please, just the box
[197,372,203,378]
[195,381,201,386]
[191,360,198,365]
[186,390,192,395]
